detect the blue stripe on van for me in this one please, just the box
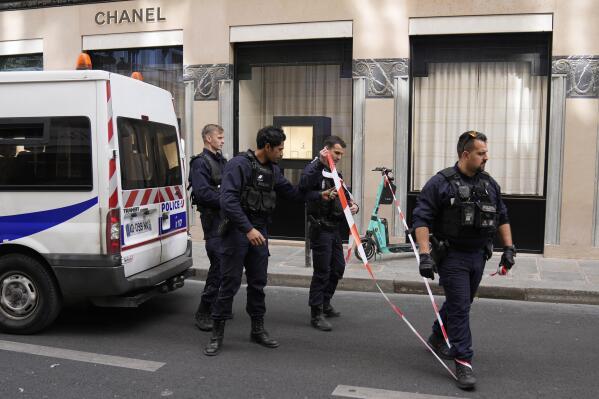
[0,197,98,242]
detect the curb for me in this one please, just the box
[188,268,599,306]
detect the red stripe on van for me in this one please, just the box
[108,158,118,208]
[108,158,116,178]
[108,118,114,142]
[106,80,112,101]
[165,187,175,201]
[106,82,114,142]
[125,190,138,208]
[174,186,182,199]
[140,189,152,205]
[109,190,118,209]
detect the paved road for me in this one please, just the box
[1,282,598,398]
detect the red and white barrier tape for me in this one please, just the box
[321,170,356,262]
[382,175,451,350]
[324,154,457,380]
[490,265,508,276]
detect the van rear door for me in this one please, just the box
[117,117,186,277]
[117,117,163,277]
[152,123,188,264]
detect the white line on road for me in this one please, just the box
[332,385,461,399]
[0,340,165,372]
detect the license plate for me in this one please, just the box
[125,219,152,237]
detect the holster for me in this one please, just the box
[217,217,231,237]
[430,235,448,267]
[199,207,216,228]
[484,241,494,261]
[307,215,321,241]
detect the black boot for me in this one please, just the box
[323,302,340,318]
[250,317,279,348]
[455,360,476,390]
[194,302,213,332]
[427,333,454,360]
[311,305,332,331]
[204,320,225,356]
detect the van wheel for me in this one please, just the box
[0,254,62,334]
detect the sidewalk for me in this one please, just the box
[189,239,599,306]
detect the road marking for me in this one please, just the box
[0,340,164,372]
[332,385,460,399]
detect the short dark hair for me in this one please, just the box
[457,130,487,156]
[256,126,286,149]
[323,135,347,149]
[201,124,223,142]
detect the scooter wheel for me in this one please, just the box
[355,237,376,261]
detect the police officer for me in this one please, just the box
[189,124,227,332]
[412,131,516,390]
[300,136,358,331]
[204,126,328,356]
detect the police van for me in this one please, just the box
[0,60,193,334]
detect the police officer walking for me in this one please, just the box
[204,126,327,356]
[412,131,516,390]
[189,124,227,332]
[300,136,358,331]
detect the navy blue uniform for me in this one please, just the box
[190,149,227,307]
[412,164,508,362]
[211,152,320,321]
[300,159,350,307]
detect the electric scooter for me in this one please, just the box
[355,167,415,261]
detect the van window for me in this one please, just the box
[117,117,181,190]
[0,117,92,190]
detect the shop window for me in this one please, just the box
[239,64,353,181]
[0,53,43,71]
[0,117,92,190]
[410,33,550,196]
[412,61,547,194]
[88,47,184,124]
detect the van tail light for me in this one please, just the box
[106,208,121,255]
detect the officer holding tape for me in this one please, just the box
[189,124,227,332]
[300,136,358,331]
[412,131,515,390]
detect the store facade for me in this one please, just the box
[1,0,598,258]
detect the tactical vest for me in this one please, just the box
[436,167,499,240]
[306,169,344,225]
[188,151,224,210]
[240,150,277,216]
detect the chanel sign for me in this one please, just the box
[95,7,166,25]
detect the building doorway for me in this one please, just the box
[235,39,353,239]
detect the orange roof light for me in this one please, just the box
[131,72,144,81]
[76,53,92,70]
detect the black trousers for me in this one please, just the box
[199,236,222,306]
[432,248,485,362]
[308,229,345,307]
[211,227,269,320]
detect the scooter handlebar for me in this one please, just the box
[372,166,393,173]
[372,167,394,180]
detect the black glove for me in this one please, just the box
[419,253,436,280]
[500,245,516,270]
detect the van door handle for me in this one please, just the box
[162,212,169,221]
